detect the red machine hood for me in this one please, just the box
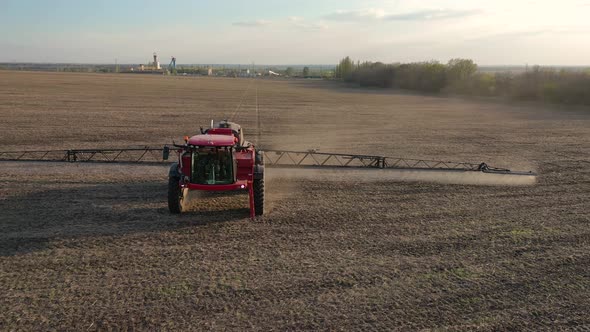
[187,134,237,147]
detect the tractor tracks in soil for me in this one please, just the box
[227,78,255,123]
[226,78,263,146]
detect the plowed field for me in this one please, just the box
[1,71,589,330]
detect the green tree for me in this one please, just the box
[444,59,478,93]
[336,56,354,80]
[285,67,294,76]
[302,66,310,77]
[447,58,477,82]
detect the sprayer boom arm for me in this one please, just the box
[0,147,535,175]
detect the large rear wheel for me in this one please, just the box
[168,177,184,214]
[253,178,264,216]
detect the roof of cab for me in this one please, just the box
[188,134,237,147]
[213,121,241,132]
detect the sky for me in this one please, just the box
[1,0,589,65]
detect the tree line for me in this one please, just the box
[335,56,590,105]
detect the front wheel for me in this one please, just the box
[168,177,184,214]
[253,178,264,216]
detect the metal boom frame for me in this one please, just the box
[0,147,534,175]
[0,147,164,163]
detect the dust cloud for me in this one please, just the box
[266,168,537,186]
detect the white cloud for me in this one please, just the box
[231,17,327,31]
[324,8,388,21]
[291,21,328,31]
[325,7,482,22]
[385,9,482,21]
[232,20,271,27]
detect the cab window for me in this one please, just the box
[192,147,233,185]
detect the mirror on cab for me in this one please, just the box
[162,146,170,160]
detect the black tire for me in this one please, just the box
[253,178,264,216]
[255,150,264,164]
[168,177,183,214]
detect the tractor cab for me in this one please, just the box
[183,134,239,185]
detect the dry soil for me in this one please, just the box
[1,71,589,330]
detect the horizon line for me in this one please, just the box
[2,62,589,68]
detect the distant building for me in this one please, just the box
[153,53,161,70]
